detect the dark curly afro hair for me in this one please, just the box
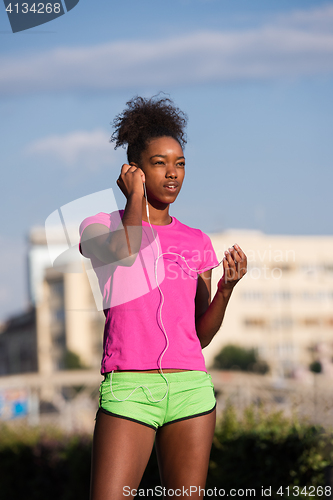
[110,95,188,164]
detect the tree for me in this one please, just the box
[213,344,269,374]
[309,360,322,373]
[63,350,86,370]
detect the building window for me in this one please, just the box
[301,291,331,301]
[274,263,293,272]
[299,318,321,327]
[243,318,267,328]
[241,291,263,301]
[271,291,291,301]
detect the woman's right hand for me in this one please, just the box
[117,164,145,199]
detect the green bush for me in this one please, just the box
[0,425,91,500]
[208,404,333,498]
[213,344,269,374]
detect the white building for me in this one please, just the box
[205,230,333,378]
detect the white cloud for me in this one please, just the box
[275,4,333,33]
[26,128,123,170]
[1,4,333,96]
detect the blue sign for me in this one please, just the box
[0,389,29,420]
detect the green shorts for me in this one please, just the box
[98,370,216,430]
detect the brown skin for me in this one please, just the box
[117,136,186,225]
[89,136,247,499]
[91,410,216,500]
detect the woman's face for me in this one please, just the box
[138,136,185,206]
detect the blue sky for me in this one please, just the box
[1,0,333,320]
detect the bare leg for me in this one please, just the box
[155,408,216,499]
[90,411,156,500]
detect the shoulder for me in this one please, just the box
[173,217,208,242]
[79,210,124,257]
[173,218,218,268]
[79,210,124,235]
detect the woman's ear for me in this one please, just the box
[130,161,145,174]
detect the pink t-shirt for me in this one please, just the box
[79,211,219,373]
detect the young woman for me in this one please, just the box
[80,95,247,500]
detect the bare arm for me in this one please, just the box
[195,244,247,348]
[80,164,144,266]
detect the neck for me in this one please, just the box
[141,197,172,226]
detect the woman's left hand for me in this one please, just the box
[218,244,247,292]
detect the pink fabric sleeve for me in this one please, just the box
[78,211,123,257]
[200,231,219,273]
